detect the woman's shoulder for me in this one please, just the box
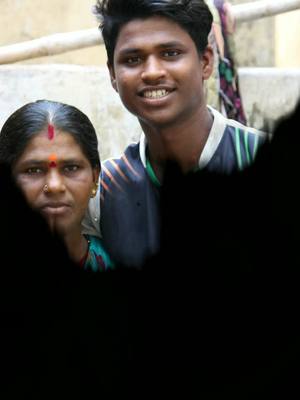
[84,235,115,272]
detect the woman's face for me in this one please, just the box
[12,129,99,237]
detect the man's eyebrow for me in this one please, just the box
[158,41,185,48]
[118,41,184,56]
[118,47,141,56]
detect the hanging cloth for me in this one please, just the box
[213,0,247,125]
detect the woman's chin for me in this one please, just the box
[45,216,69,236]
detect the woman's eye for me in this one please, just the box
[26,167,43,175]
[163,50,180,57]
[64,165,79,173]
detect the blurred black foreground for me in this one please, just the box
[1,102,300,399]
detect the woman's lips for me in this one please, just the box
[40,203,71,216]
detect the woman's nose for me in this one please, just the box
[44,170,66,193]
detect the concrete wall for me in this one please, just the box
[238,68,300,131]
[0,0,107,65]
[0,65,142,160]
[1,65,299,160]
[275,9,300,68]
[230,0,300,68]
[1,0,299,68]
[229,0,275,67]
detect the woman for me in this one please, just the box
[0,99,114,271]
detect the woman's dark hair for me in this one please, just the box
[94,0,213,65]
[0,100,101,169]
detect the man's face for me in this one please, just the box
[109,16,213,130]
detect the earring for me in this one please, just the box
[91,182,99,198]
[43,184,49,193]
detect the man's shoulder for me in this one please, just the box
[102,142,141,172]
[101,141,147,188]
[207,106,267,172]
[210,106,265,138]
[102,141,140,165]
[223,119,266,171]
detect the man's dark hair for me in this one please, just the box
[0,100,101,170]
[94,0,213,65]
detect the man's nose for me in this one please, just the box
[141,55,166,83]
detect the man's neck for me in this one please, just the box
[141,107,213,181]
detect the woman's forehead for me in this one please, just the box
[19,130,86,160]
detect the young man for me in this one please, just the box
[85,0,265,267]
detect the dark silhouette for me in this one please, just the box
[1,101,300,398]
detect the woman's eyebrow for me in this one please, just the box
[19,157,83,165]
[60,157,82,162]
[19,159,45,166]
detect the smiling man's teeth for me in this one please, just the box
[143,89,169,99]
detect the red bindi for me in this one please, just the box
[49,161,57,168]
[47,124,55,140]
[48,153,57,168]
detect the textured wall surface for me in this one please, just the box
[0,0,274,67]
[1,0,299,68]
[228,0,275,67]
[0,0,107,65]
[238,67,300,131]
[275,9,300,68]
[0,65,142,160]
[1,64,299,160]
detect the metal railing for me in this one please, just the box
[0,0,299,64]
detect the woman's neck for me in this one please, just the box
[62,229,88,263]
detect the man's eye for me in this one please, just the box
[126,56,141,65]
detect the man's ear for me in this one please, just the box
[201,45,214,81]
[107,61,118,92]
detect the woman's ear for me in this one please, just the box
[107,61,118,92]
[93,167,100,186]
[90,167,100,198]
[201,45,214,81]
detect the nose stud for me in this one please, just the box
[43,184,49,193]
